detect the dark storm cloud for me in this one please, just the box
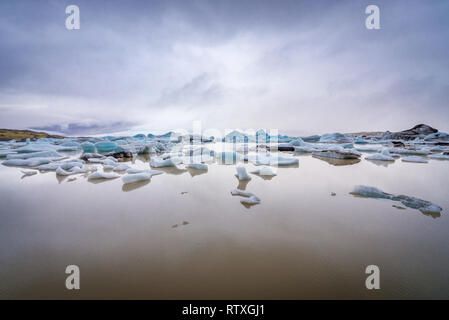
[0,0,448,135]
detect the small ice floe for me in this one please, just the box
[87,171,120,179]
[388,148,429,156]
[250,166,277,176]
[350,185,442,216]
[401,156,428,163]
[294,146,317,153]
[56,166,88,175]
[6,150,62,160]
[355,146,382,152]
[354,135,369,144]
[94,141,117,153]
[3,157,55,167]
[187,163,208,170]
[112,163,131,171]
[80,152,105,161]
[122,172,154,184]
[150,156,183,168]
[21,170,38,176]
[365,149,395,161]
[125,168,163,176]
[428,153,449,160]
[312,146,361,160]
[81,141,96,152]
[56,167,74,176]
[231,189,261,206]
[0,151,17,159]
[236,166,251,181]
[319,133,353,143]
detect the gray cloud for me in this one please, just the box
[0,0,448,135]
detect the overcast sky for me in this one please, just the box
[0,0,448,136]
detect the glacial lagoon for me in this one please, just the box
[1,141,449,299]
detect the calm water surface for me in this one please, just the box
[0,143,448,299]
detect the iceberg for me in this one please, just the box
[319,133,353,143]
[365,149,395,161]
[389,148,429,156]
[350,185,393,199]
[112,163,131,171]
[354,135,369,144]
[87,171,120,179]
[122,172,153,184]
[150,156,183,168]
[350,185,442,216]
[6,150,63,160]
[428,153,449,160]
[236,166,251,181]
[81,141,96,152]
[231,189,261,205]
[312,146,361,160]
[56,167,74,176]
[21,170,38,176]
[3,157,55,167]
[94,141,118,153]
[251,166,277,176]
[401,156,428,163]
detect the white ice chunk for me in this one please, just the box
[21,170,38,176]
[150,156,183,167]
[401,156,428,163]
[365,153,395,161]
[428,154,449,160]
[121,170,162,184]
[251,166,277,176]
[3,157,54,167]
[6,150,62,160]
[113,163,131,171]
[87,171,120,179]
[240,195,261,205]
[236,166,251,180]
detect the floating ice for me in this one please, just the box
[3,157,55,167]
[312,146,361,160]
[94,141,117,153]
[365,149,395,161]
[240,195,261,205]
[389,148,429,156]
[355,146,382,152]
[112,163,131,171]
[428,153,449,160]
[0,150,16,158]
[319,133,353,143]
[21,170,37,176]
[401,156,428,163]
[87,171,120,179]
[424,131,449,141]
[354,136,369,144]
[121,170,162,184]
[236,166,251,180]
[150,156,183,168]
[56,167,73,176]
[350,185,393,199]
[81,141,96,152]
[231,189,260,205]
[350,185,442,215]
[251,166,277,176]
[6,150,63,160]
